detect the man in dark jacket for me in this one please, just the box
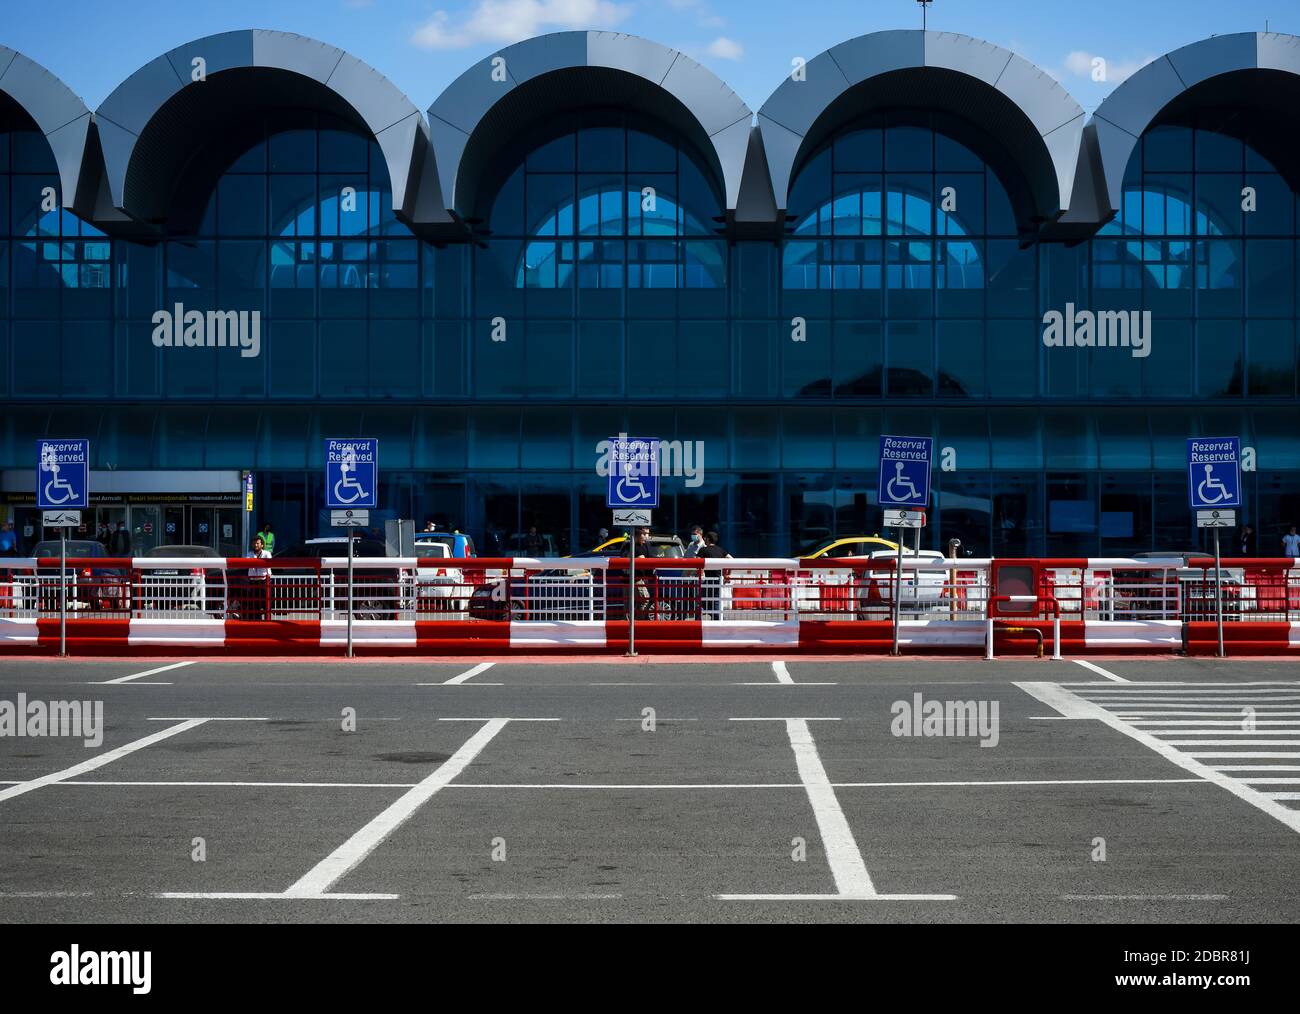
[109,522,131,557]
[698,531,731,559]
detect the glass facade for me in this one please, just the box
[2,105,1297,557]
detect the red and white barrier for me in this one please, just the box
[2,555,1297,657]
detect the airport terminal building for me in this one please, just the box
[0,28,1298,557]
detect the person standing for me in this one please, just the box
[109,521,131,557]
[0,520,16,557]
[684,525,705,556]
[1283,525,1300,560]
[255,522,275,556]
[698,531,731,559]
[1237,524,1255,557]
[245,535,272,621]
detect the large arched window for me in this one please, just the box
[1093,120,1298,399]
[484,122,726,292]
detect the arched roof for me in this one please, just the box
[1092,33,1300,212]
[757,31,1086,226]
[427,31,752,218]
[93,29,438,227]
[0,46,93,208]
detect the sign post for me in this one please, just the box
[326,439,379,659]
[878,437,933,657]
[1188,437,1241,659]
[607,436,660,657]
[37,440,89,658]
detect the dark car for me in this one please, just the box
[30,540,127,611]
[274,537,403,618]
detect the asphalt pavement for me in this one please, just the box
[1,654,1298,923]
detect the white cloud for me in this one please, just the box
[706,36,743,61]
[1062,49,1156,85]
[412,0,632,50]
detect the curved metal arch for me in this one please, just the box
[0,46,93,209]
[756,30,1086,225]
[93,29,442,228]
[1092,33,1300,213]
[427,31,753,218]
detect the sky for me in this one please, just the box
[3,0,1296,115]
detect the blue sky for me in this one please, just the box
[4,0,1295,113]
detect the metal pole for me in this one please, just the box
[890,527,903,656]
[912,523,921,607]
[1214,527,1224,658]
[947,537,960,622]
[625,527,636,657]
[346,528,355,659]
[59,527,67,658]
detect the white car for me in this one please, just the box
[864,549,952,607]
[412,539,465,613]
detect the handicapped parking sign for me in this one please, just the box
[325,437,378,510]
[36,438,89,510]
[1187,436,1240,509]
[878,435,932,508]
[606,436,660,509]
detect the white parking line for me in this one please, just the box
[93,661,195,685]
[717,718,955,903]
[1071,659,1128,682]
[1015,682,1300,834]
[283,718,510,898]
[434,663,496,686]
[0,719,208,804]
[772,661,794,684]
[1061,894,1227,902]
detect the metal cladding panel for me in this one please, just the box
[755,113,803,212]
[659,53,750,137]
[504,30,587,83]
[371,110,421,199]
[164,31,255,85]
[587,31,678,84]
[326,53,416,134]
[1041,114,1086,211]
[253,30,347,83]
[1167,32,1260,88]
[756,52,851,136]
[923,32,1011,85]
[1092,56,1184,137]
[427,30,753,216]
[994,54,1083,136]
[96,55,184,137]
[0,49,93,206]
[1257,32,1300,72]
[829,30,926,84]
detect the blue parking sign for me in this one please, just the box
[878,435,932,508]
[606,436,660,508]
[36,438,89,510]
[325,437,379,509]
[1187,436,1240,509]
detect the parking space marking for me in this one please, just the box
[1061,894,1228,902]
[469,893,623,901]
[717,718,956,903]
[0,719,208,804]
[772,661,794,684]
[1016,682,1300,833]
[283,718,510,898]
[430,663,496,686]
[93,661,195,685]
[1071,660,1128,682]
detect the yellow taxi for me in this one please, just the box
[799,535,901,559]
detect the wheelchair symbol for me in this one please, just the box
[1196,463,1231,505]
[40,445,77,505]
[332,448,369,505]
[885,461,921,503]
[616,473,652,502]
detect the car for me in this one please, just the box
[503,532,560,557]
[28,540,127,612]
[274,537,405,619]
[412,531,477,558]
[862,549,951,607]
[138,545,226,615]
[1122,551,1246,620]
[411,540,466,614]
[580,534,685,558]
[800,535,900,559]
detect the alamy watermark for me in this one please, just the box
[0,693,103,747]
[890,692,1000,747]
[1042,304,1151,359]
[152,303,261,358]
[595,432,705,488]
